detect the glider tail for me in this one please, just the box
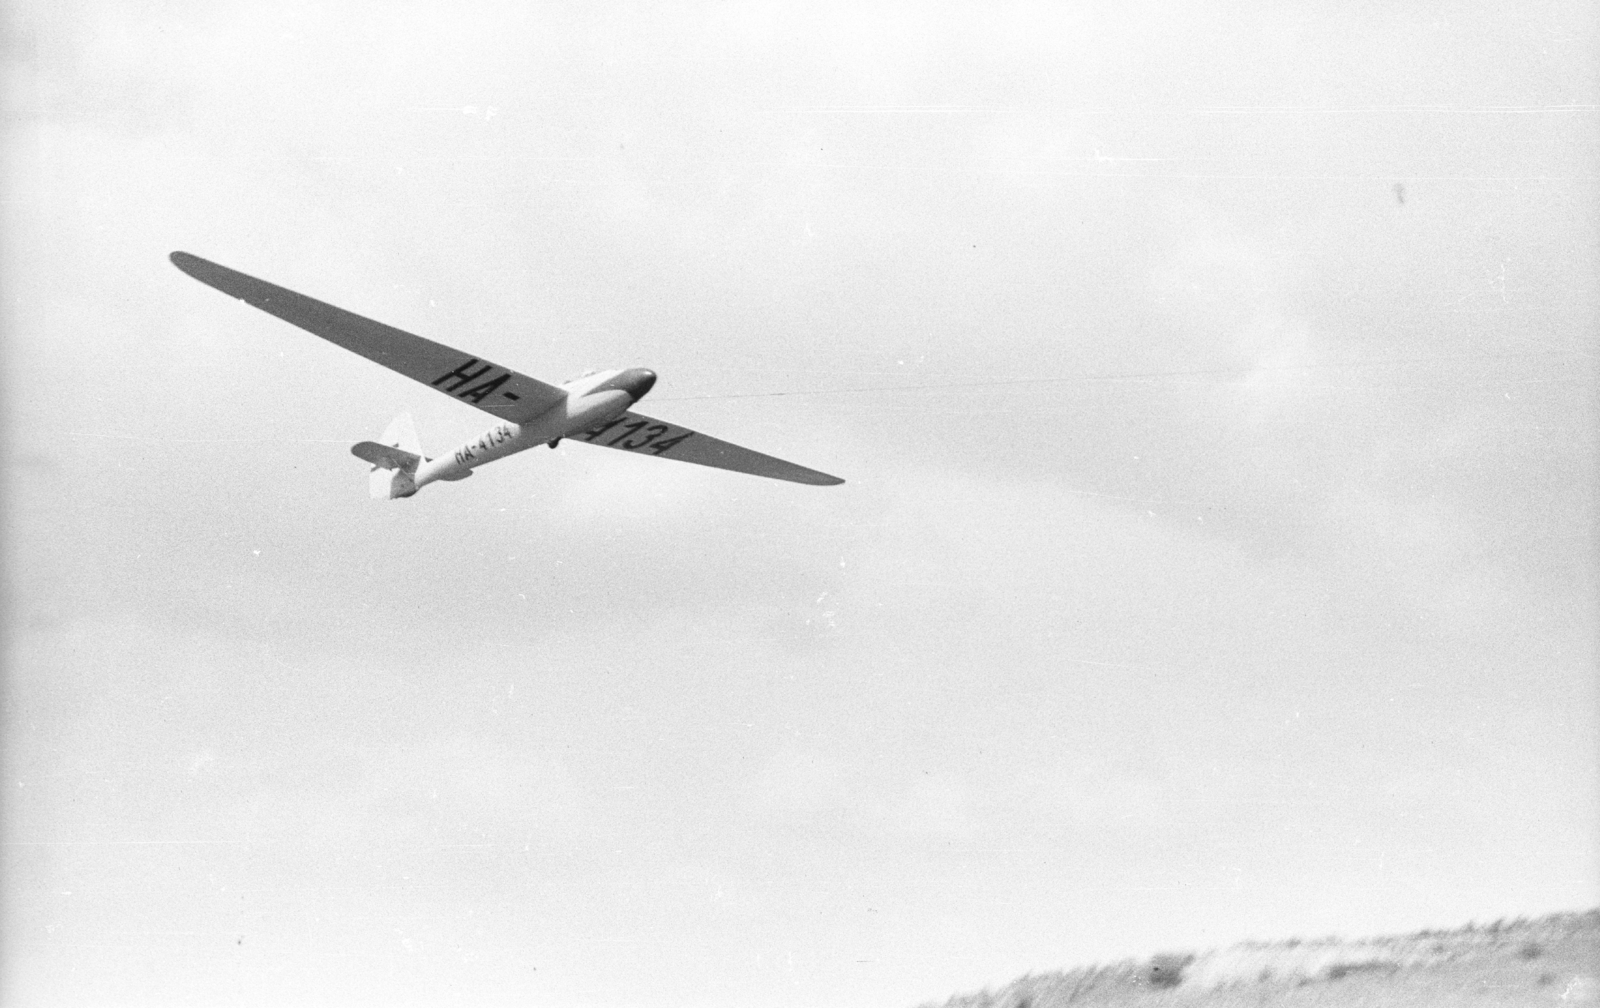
[351,412,424,499]
[379,411,422,456]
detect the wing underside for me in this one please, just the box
[572,411,843,486]
[170,252,567,422]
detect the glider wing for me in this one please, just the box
[170,252,567,423]
[571,411,844,486]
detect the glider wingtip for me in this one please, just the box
[169,250,207,276]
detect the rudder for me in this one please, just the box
[379,412,422,456]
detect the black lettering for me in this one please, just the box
[623,423,668,450]
[503,392,521,402]
[432,358,495,391]
[647,432,693,455]
[459,373,511,403]
[608,420,649,446]
[579,417,626,442]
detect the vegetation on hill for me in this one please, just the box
[918,910,1600,1008]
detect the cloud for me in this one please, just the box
[891,771,977,839]
[360,736,586,841]
[749,747,855,816]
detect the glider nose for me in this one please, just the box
[618,367,656,402]
[585,367,657,403]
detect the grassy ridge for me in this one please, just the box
[919,910,1600,1008]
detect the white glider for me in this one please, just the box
[170,252,844,497]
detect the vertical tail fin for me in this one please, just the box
[351,412,424,499]
[379,412,422,456]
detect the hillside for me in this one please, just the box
[918,911,1600,1008]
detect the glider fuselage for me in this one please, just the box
[416,367,656,489]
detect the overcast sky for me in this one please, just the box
[3,2,1596,1006]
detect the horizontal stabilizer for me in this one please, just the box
[351,441,422,472]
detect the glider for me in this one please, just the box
[169,252,844,498]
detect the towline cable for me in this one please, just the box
[651,348,1582,403]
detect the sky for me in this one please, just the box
[2,2,1596,1006]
